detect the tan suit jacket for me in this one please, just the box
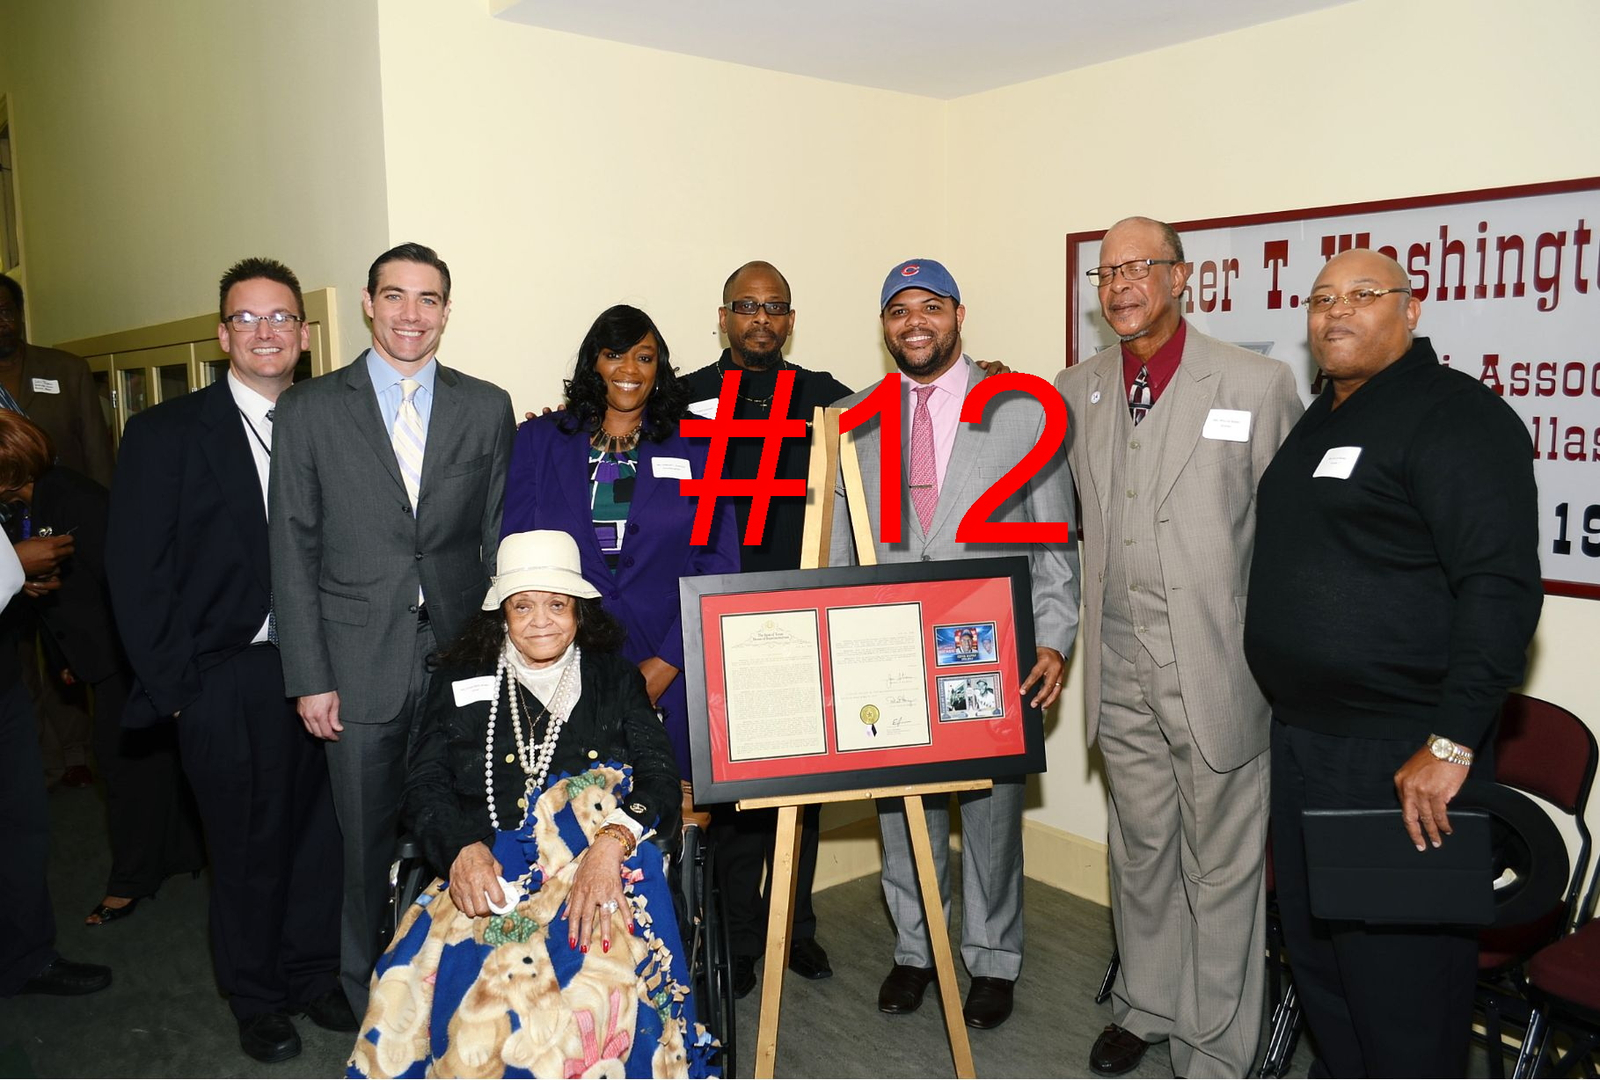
[1056,328,1301,772]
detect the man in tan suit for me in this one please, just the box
[1055,218,1301,1077]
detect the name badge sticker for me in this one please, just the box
[31,378,60,394]
[452,676,496,707]
[687,398,719,420]
[652,456,692,479]
[1314,446,1362,480]
[1201,408,1251,442]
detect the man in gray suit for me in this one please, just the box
[269,243,515,1016]
[1055,218,1302,1077]
[830,258,1080,1031]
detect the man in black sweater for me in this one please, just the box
[679,261,850,996]
[1245,248,1543,1076]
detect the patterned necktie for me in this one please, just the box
[909,384,939,533]
[392,377,426,513]
[1129,363,1153,426]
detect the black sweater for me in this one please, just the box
[680,354,852,573]
[403,648,681,877]
[1244,338,1542,749]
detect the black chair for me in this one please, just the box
[1514,867,1600,1077]
[1472,695,1597,1077]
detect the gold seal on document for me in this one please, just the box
[860,704,880,725]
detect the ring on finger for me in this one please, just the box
[599,899,619,913]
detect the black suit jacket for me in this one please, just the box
[27,466,124,684]
[106,381,274,727]
[404,648,681,877]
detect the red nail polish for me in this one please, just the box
[581,944,589,953]
[569,937,577,948]
[603,940,610,953]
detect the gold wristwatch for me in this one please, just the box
[1426,733,1473,767]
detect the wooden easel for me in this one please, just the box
[743,407,985,1079]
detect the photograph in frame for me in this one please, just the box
[933,621,998,666]
[680,557,1045,803]
[937,671,1003,722]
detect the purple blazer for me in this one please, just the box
[501,414,740,770]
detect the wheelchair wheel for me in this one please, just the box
[699,839,737,1077]
[675,825,737,1077]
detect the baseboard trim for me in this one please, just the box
[813,814,1111,908]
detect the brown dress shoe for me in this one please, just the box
[877,963,936,1013]
[962,976,1015,1029]
[1090,1023,1150,1076]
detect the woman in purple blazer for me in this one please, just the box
[502,305,739,774]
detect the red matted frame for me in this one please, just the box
[1065,177,1600,601]
[680,558,1045,803]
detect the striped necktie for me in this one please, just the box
[393,377,426,513]
[909,385,939,533]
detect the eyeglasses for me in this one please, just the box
[1086,259,1181,287]
[225,311,304,331]
[1304,287,1411,313]
[723,300,792,316]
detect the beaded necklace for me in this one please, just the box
[483,645,581,831]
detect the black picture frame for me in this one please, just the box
[679,556,1045,803]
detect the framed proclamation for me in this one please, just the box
[679,556,1046,802]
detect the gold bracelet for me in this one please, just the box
[595,823,637,858]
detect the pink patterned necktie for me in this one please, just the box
[910,384,939,533]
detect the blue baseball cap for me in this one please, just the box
[880,259,961,310]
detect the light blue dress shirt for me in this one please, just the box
[365,349,437,438]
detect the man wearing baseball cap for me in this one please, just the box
[829,258,1081,1030]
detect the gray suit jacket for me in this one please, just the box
[268,351,515,724]
[1056,328,1301,771]
[829,356,1081,659]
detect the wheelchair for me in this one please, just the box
[384,823,738,1076]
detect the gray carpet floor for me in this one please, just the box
[6,781,1511,1077]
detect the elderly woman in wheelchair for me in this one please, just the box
[348,530,718,1079]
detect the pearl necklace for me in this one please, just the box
[484,646,581,831]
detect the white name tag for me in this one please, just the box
[452,676,496,706]
[687,397,720,420]
[1201,408,1251,442]
[1314,446,1362,479]
[30,378,60,394]
[652,456,692,479]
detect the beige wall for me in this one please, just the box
[945,0,1600,867]
[0,0,389,361]
[375,0,944,414]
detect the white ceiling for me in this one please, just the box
[492,0,1355,100]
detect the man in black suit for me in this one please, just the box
[106,258,345,1063]
[270,242,514,1016]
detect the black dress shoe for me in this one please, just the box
[239,1012,301,1064]
[787,937,832,980]
[19,957,112,996]
[295,987,358,1033]
[877,963,936,1014]
[962,976,1015,1029]
[733,954,757,999]
[1090,1023,1150,1076]
[85,897,141,927]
